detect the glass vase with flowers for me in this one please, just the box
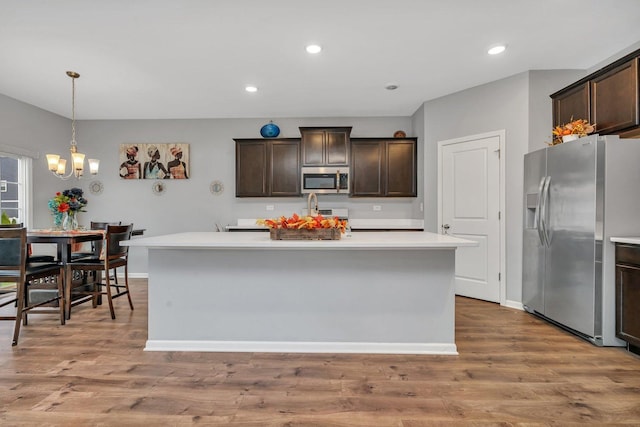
[48,188,88,230]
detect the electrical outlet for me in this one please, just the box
[373,205,382,211]
[266,205,274,211]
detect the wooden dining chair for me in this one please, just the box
[69,224,134,319]
[72,221,122,282]
[0,227,65,346]
[0,224,23,314]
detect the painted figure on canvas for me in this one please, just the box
[167,145,189,179]
[143,145,169,179]
[119,145,141,179]
[120,143,189,179]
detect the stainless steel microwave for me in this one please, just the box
[301,167,349,194]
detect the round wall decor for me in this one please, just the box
[210,180,224,195]
[393,130,407,138]
[89,180,104,195]
[152,181,166,195]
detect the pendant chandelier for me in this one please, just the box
[46,71,99,179]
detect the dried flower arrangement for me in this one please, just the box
[550,118,596,145]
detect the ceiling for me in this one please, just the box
[1,0,640,120]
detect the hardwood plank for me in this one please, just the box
[1,279,639,425]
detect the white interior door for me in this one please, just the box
[438,133,501,303]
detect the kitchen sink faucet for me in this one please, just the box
[307,192,318,216]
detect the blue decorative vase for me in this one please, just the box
[260,121,280,138]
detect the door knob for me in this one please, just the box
[442,224,450,235]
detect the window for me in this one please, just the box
[0,152,31,227]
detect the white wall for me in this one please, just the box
[1,64,619,303]
[418,70,587,305]
[421,72,529,305]
[0,93,72,228]
[52,116,420,274]
[587,41,640,74]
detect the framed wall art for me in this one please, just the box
[119,143,190,179]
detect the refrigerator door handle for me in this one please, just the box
[540,176,551,247]
[535,176,546,245]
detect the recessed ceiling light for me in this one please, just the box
[305,44,322,54]
[245,85,258,93]
[488,45,506,55]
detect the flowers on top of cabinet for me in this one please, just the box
[550,118,596,145]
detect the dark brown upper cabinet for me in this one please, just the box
[553,82,590,127]
[299,127,351,166]
[551,49,640,136]
[350,138,417,197]
[591,58,639,134]
[235,138,300,197]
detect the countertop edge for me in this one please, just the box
[123,231,477,250]
[610,237,640,245]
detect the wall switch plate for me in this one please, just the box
[373,205,382,211]
[266,205,274,211]
[420,202,424,212]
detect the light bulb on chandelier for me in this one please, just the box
[46,71,99,180]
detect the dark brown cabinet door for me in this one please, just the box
[552,82,590,127]
[271,140,300,196]
[235,139,300,197]
[300,127,350,166]
[350,140,384,196]
[236,140,268,197]
[615,244,640,348]
[325,129,350,165]
[591,58,639,134]
[350,138,417,197]
[386,140,417,197]
[300,129,325,166]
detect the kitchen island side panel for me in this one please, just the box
[146,247,456,354]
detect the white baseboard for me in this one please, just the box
[116,272,148,279]
[504,299,524,311]
[145,340,458,355]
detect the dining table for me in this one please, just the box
[27,229,105,320]
[26,228,145,319]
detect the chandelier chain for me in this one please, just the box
[71,74,76,147]
[45,70,99,179]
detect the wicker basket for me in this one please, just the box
[269,228,341,240]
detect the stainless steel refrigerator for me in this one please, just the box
[523,135,640,346]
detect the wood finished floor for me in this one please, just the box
[1,278,639,426]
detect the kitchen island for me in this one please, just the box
[125,231,476,355]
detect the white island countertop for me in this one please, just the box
[610,237,640,245]
[124,230,476,250]
[133,230,473,354]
